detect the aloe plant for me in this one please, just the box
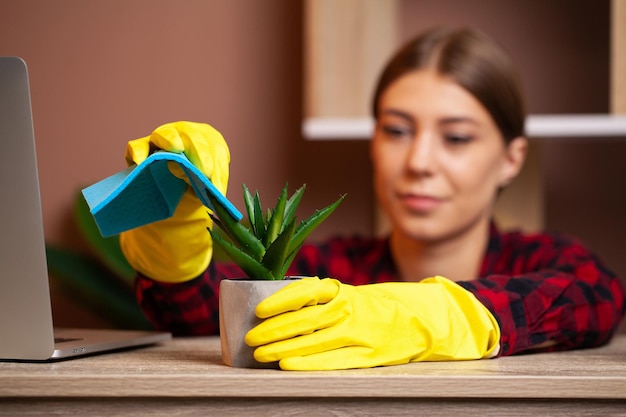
[207,183,344,280]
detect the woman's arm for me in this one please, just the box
[135,262,244,336]
[459,232,626,356]
[133,236,393,335]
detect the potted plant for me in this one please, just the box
[206,183,344,368]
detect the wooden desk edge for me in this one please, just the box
[2,374,625,400]
[2,335,625,400]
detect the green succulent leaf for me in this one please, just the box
[288,194,346,255]
[209,230,274,280]
[250,188,266,241]
[280,243,303,278]
[209,182,345,280]
[264,184,288,246]
[243,184,266,240]
[283,184,305,233]
[206,192,266,261]
[262,218,296,279]
[242,184,256,230]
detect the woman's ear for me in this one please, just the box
[499,136,528,187]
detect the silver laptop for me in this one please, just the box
[0,56,171,361]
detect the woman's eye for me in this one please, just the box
[380,125,412,138]
[444,134,473,144]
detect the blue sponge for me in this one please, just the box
[81,151,242,237]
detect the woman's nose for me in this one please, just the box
[406,133,436,176]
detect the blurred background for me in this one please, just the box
[0,0,624,330]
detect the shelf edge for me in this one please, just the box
[303,114,626,140]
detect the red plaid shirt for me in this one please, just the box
[136,223,625,356]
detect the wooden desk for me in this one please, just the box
[1,335,625,416]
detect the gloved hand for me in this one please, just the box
[245,276,500,370]
[120,121,230,283]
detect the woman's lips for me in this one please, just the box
[399,194,443,212]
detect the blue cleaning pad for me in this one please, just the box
[81,151,243,237]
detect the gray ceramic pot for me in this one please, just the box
[219,278,296,368]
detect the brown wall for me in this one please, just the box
[0,0,374,249]
[1,0,623,326]
[0,0,373,327]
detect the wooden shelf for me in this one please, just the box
[303,114,626,140]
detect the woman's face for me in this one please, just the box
[371,70,526,244]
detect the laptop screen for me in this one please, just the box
[0,57,57,359]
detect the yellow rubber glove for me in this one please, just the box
[119,121,230,283]
[245,276,500,370]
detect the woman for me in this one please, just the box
[121,27,625,370]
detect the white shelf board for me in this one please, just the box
[302,114,626,140]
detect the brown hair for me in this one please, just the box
[372,27,526,142]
